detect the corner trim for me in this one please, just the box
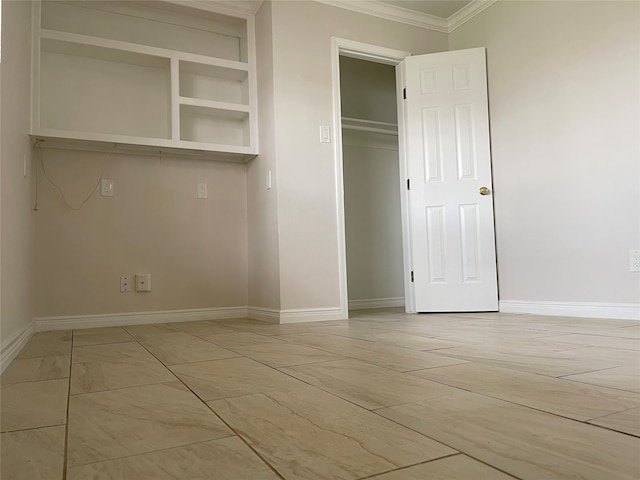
[1,321,36,374]
[349,297,405,310]
[499,301,640,321]
[34,307,248,331]
[278,307,347,324]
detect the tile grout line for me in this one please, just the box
[63,332,74,480]
[130,331,288,480]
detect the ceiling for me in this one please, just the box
[377,0,473,19]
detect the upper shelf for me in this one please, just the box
[341,117,398,136]
[31,0,258,161]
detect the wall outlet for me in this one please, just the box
[101,179,114,197]
[120,274,132,292]
[630,250,640,272]
[135,273,152,292]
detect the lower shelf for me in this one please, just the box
[31,132,258,163]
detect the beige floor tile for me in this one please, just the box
[435,346,621,377]
[1,426,66,480]
[209,386,456,480]
[377,391,640,480]
[563,365,640,393]
[170,357,304,400]
[70,343,175,394]
[589,407,640,437]
[135,332,239,365]
[16,331,71,359]
[412,362,640,421]
[67,381,233,467]
[312,327,465,351]
[73,327,134,346]
[123,324,181,337]
[199,331,287,349]
[1,355,70,384]
[168,320,242,336]
[369,454,514,479]
[1,379,69,432]
[550,346,640,366]
[231,342,344,368]
[66,436,279,480]
[281,334,467,372]
[543,334,640,350]
[281,359,462,409]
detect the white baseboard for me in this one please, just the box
[349,297,405,310]
[499,300,640,321]
[279,307,347,324]
[35,307,248,331]
[247,307,280,324]
[1,321,36,374]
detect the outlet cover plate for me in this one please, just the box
[630,250,640,272]
[101,179,114,197]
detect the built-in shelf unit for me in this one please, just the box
[31,0,258,161]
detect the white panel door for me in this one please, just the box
[402,47,498,312]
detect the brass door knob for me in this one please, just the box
[479,186,490,196]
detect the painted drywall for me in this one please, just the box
[340,56,403,304]
[269,0,449,310]
[248,1,281,312]
[34,148,248,317]
[449,0,640,304]
[1,1,35,348]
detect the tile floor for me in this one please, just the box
[1,310,639,479]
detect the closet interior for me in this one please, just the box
[339,56,405,310]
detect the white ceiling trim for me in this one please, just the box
[186,0,264,17]
[315,0,496,33]
[186,1,495,32]
[316,0,448,32]
[448,0,497,32]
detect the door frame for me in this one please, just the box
[330,37,416,316]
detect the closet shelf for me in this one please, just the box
[341,117,398,136]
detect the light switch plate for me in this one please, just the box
[197,183,208,199]
[319,125,331,143]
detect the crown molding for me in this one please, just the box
[448,0,498,32]
[315,0,448,32]
[314,0,497,33]
[181,0,264,17]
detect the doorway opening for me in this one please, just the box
[339,56,404,313]
[330,38,412,318]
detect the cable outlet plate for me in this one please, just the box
[136,274,152,292]
[120,274,131,292]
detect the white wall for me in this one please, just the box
[1,0,35,363]
[269,0,449,312]
[248,0,281,314]
[450,0,640,306]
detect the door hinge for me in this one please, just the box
[403,88,407,100]
[407,179,411,190]
[411,271,414,283]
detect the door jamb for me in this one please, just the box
[330,37,415,317]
